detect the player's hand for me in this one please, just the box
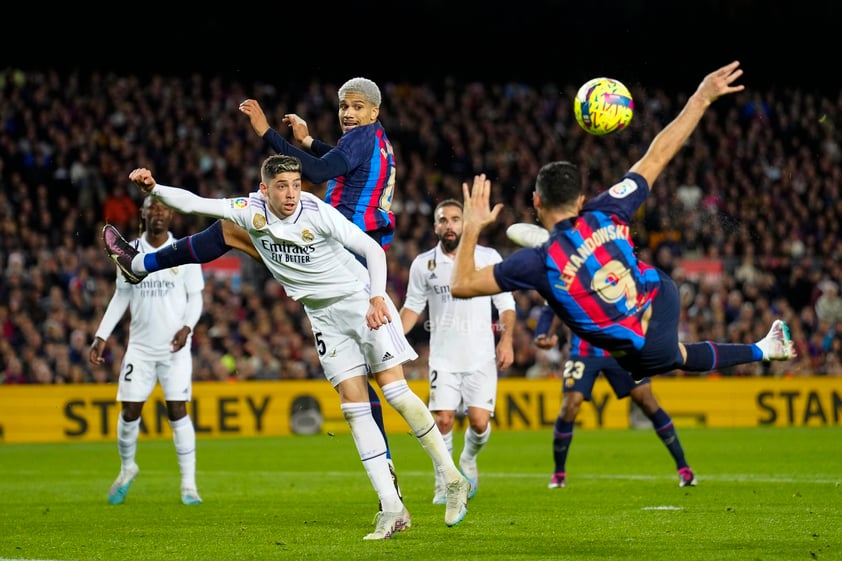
[171,326,191,352]
[238,98,271,137]
[695,60,745,105]
[366,296,391,330]
[534,333,559,350]
[496,342,514,370]
[283,113,310,143]
[128,168,156,193]
[88,338,105,366]
[462,174,503,232]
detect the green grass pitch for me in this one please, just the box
[1,426,840,561]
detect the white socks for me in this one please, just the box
[132,254,147,274]
[461,423,491,461]
[117,415,140,471]
[381,380,461,482]
[170,415,197,491]
[342,402,401,512]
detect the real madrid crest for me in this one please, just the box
[301,229,315,243]
[253,214,266,229]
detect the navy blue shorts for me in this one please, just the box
[562,356,650,400]
[615,268,684,380]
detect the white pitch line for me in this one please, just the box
[205,470,840,484]
[45,469,841,485]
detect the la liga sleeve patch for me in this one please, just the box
[608,178,638,198]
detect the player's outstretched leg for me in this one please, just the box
[102,221,234,284]
[379,379,469,526]
[756,320,795,361]
[102,224,145,284]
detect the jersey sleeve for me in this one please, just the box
[402,257,429,314]
[94,284,131,341]
[151,185,230,218]
[581,172,649,222]
[263,128,349,183]
[181,263,205,330]
[486,248,516,313]
[493,247,547,293]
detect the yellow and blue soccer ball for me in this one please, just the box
[573,77,634,136]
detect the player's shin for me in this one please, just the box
[341,402,402,512]
[381,380,461,481]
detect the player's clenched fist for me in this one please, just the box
[128,168,156,193]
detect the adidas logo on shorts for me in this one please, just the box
[382,352,394,361]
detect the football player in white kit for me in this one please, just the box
[400,199,516,504]
[122,154,470,540]
[90,196,205,506]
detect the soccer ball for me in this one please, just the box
[573,77,634,136]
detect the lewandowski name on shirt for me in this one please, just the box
[560,223,630,285]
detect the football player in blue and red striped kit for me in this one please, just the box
[104,77,402,506]
[451,61,795,387]
[533,305,697,489]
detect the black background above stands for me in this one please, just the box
[4,0,837,91]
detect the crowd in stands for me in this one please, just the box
[1,66,841,385]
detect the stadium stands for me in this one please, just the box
[1,66,840,384]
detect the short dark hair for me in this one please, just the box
[261,154,302,183]
[434,198,463,216]
[535,161,582,208]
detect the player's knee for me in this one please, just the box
[121,403,143,421]
[560,394,583,420]
[631,387,658,412]
[433,411,455,433]
[166,401,188,420]
[560,406,580,421]
[467,412,491,434]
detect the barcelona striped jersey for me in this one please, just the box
[494,173,661,354]
[324,121,396,238]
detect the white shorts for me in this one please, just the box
[116,345,193,402]
[427,357,498,413]
[305,292,417,387]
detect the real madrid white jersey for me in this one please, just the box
[96,232,205,361]
[403,244,516,371]
[150,186,385,309]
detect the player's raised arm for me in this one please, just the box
[451,174,504,298]
[629,61,744,187]
[128,168,226,219]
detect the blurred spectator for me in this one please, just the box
[815,280,842,325]
[2,355,26,384]
[102,183,138,231]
